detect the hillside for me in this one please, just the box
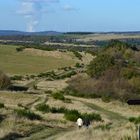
[0,39,139,140]
[67,40,140,102]
[0,30,62,36]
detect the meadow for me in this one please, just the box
[0,45,76,75]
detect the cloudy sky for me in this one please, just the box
[0,0,140,32]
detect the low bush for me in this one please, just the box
[75,63,82,68]
[10,75,23,80]
[95,124,112,131]
[35,103,67,114]
[16,47,24,52]
[129,116,140,124]
[35,103,50,113]
[52,92,65,101]
[64,109,81,122]
[82,113,102,121]
[50,107,67,114]
[0,103,4,108]
[15,109,42,120]
[73,51,82,60]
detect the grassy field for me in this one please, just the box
[0,45,77,75]
[78,33,140,41]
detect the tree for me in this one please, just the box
[87,54,115,78]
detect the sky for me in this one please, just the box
[0,0,140,32]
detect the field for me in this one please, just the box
[0,35,140,140]
[0,45,77,75]
[78,33,140,41]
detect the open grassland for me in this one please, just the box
[78,33,140,41]
[0,45,77,75]
[0,90,139,140]
[0,91,39,108]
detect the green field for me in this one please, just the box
[0,45,76,75]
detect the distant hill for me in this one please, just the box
[0,30,62,36]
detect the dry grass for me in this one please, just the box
[23,48,76,60]
[78,34,140,41]
[47,96,93,114]
[37,79,69,92]
[0,45,76,75]
[67,96,140,118]
[48,122,137,140]
[0,91,39,108]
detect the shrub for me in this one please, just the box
[73,51,82,60]
[129,116,140,124]
[82,113,102,121]
[0,71,11,89]
[15,109,41,120]
[52,92,65,101]
[50,107,67,114]
[0,103,4,108]
[64,109,81,122]
[10,75,23,80]
[87,54,115,78]
[95,124,112,131]
[75,63,82,68]
[121,68,139,79]
[16,47,24,52]
[35,103,50,113]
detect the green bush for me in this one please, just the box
[121,68,139,79]
[10,75,23,80]
[50,107,67,114]
[64,109,81,122]
[0,103,4,108]
[16,47,24,52]
[73,51,82,60]
[82,113,102,121]
[87,54,115,78]
[95,124,112,131]
[75,63,82,68]
[52,92,65,101]
[129,116,140,124]
[35,103,50,113]
[15,109,41,120]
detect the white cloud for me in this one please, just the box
[18,0,59,32]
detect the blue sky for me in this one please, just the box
[0,0,140,32]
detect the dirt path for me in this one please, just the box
[41,97,128,140]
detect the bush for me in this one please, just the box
[75,63,82,68]
[0,71,11,89]
[50,107,67,113]
[121,68,139,79]
[87,54,115,78]
[35,103,50,113]
[64,109,81,122]
[52,92,65,101]
[73,51,82,60]
[15,109,42,120]
[10,75,23,80]
[16,47,24,52]
[129,116,140,124]
[95,124,112,131]
[82,113,102,121]
[0,103,4,108]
